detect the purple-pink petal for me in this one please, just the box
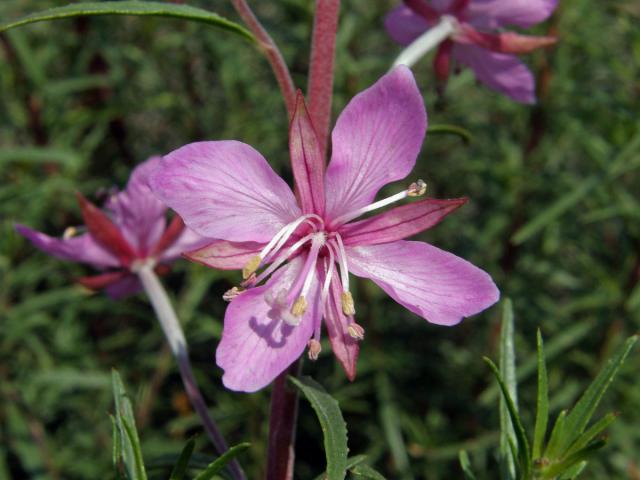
[466,0,558,29]
[346,240,499,326]
[15,224,119,268]
[324,66,427,225]
[106,156,167,255]
[453,44,536,104]
[184,239,264,270]
[149,141,301,243]
[215,257,320,392]
[289,92,325,217]
[340,197,467,246]
[324,274,359,380]
[384,5,430,45]
[104,275,142,299]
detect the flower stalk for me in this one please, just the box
[393,15,457,68]
[136,262,246,480]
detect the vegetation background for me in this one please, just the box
[1,0,639,478]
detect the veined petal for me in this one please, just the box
[106,156,167,255]
[466,0,558,28]
[346,240,499,326]
[15,224,119,268]
[384,5,430,45]
[289,92,325,216]
[325,66,427,222]
[341,197,467,246]
[453,44,536,103]
[150,141,301,243]
[216,256,320,392]
[324,273,359,380]
[184,239,264,270]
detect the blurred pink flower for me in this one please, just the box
[16,157,208,298]
[150,66,499,392]
[386,0,558,103]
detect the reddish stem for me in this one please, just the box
[231,0,297,116]
[307,0,341,160]
[265,360,301,480]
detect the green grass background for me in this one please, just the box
[1,0,639,478]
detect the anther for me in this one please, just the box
[341,291,356,316]
[63,226,78,239]
[307,339,321,360]
[347,323,365,340]
[242,255,261,279]
[291,296,308,317]
[407,179,427,197]
[223,286,244,302]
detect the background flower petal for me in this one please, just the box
[216,257,320,392]
[466,0,558,28]
[325,66,427,223]
[106,156,167,255]
[15,224,119,268]
[346,240,499,326]
[453,44,536,103]
[384,5,430,45]
[150,141,301,243]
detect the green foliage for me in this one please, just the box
[473,316,637,479]
[0,1,254,42]
[291,376,349,480]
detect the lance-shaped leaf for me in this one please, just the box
[499,299,518,480]
[0,1,254,42]
[169,437,196,480]
[192,443,250,480]
[290,376,348,480]
[111,369,147,480]
[532,329,549,460]
[459,450,478,480]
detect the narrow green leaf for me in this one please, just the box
[350,464,387,479]
[110,414,121,473]
[290,376,349,480]
[484,358,531,476]
[313,455,369,480]
[544,410,567,459]
[498,300,518,480]
[542,440,607,478]
[458,451,477,480]
[564,412,617,458]
[0,1,254,42]
[169,437,197,480]
[428,124,472,143]
[557,461,587,480]
[112,369,146,480]
[121,417,148,480]
[533,330,549,459]
[557,335,637,453]
[193,443,250,480]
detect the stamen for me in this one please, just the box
[222,286,244,302]
[330,179,428,226]
[63,226,78,239]
[347,323,365,340]
[307,339,321,360]
[253,232,315,286]
[341,291,356,316]
[242,255,261,279]
[242,214,324,279]
[289,233,325,318]
[333,234,350,292]
[291,296,307,316]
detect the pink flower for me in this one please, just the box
[386,0,558,103]
[15,157,208,298]
[150,67,499,392]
